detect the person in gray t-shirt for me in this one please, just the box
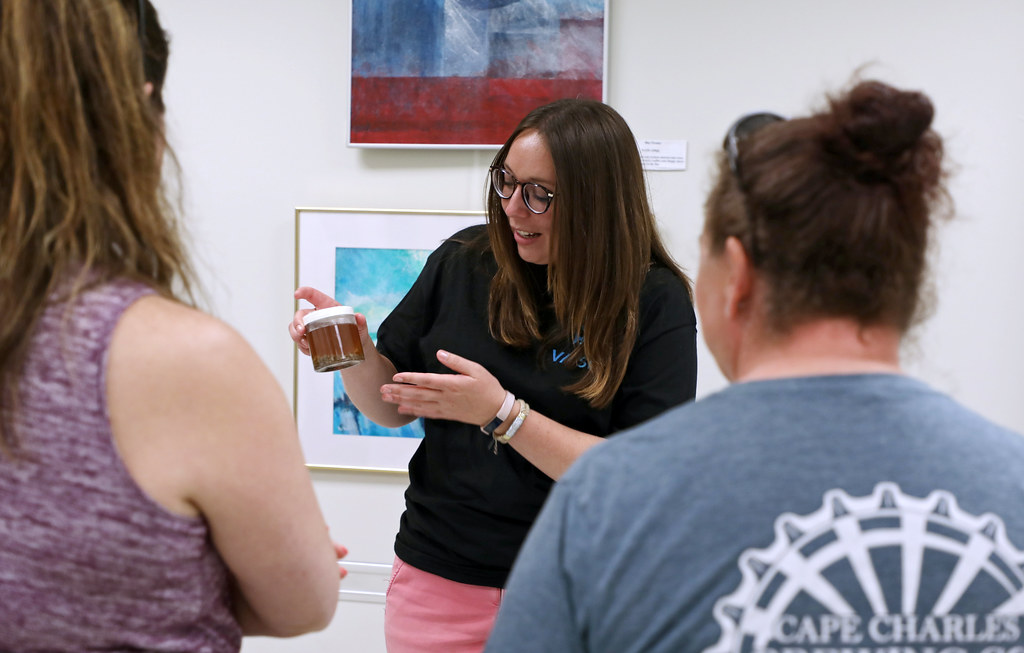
[485,79,1024,653]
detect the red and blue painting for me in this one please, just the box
[350,0,607,148]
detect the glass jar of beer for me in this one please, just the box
[302,306,365,372]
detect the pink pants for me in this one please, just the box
[384,556,504,653]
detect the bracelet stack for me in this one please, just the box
[480,391,531,454]
[495,400,529,445]
[480,391,516,436]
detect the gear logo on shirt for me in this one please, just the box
[707,482,1024,653]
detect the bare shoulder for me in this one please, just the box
[114,295,255,370]
[110,294,284,432]
[108,295,290,514]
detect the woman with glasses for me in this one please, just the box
[485,79,1024,653]
[0,1,342,649]
[290,98,697,652]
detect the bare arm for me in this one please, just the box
[499,409,600,481]
[381,350,603,480]
[109,296,341,636]
[289,286,413,428]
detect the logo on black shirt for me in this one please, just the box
[552,334,588,369]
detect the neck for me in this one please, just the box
[733,318,904,383]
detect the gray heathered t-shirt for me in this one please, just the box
[0,280,241,652]
[486,374,1024,653]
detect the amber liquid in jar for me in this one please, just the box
[307,322,364,372]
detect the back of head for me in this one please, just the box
[704,79,949,334]
[0,0,191,452]
[126,0,171,114]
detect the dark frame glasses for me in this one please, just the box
[489,166,556,215]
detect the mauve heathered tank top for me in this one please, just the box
[0,279,242,652]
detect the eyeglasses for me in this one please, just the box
[489,167,555,215]
[722,112,786,177]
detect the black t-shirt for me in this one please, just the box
[376,225,697,587]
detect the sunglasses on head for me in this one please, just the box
[720,112,786,264]
[722,112,786,177]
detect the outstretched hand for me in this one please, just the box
[380,350,508,427]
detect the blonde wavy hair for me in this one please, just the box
[0,0,196,453]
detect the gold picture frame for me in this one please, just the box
[293,207,485,472]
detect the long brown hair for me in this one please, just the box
[703,79,950,334]
[484,99,690,408]
[0,0,195,453]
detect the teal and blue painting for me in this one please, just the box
[333,247,429,438]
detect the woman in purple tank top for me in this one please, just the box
[0,2,343,650]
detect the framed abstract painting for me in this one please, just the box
[293,208,485,471]
[349,0,608,148]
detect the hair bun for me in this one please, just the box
[824,80,935,180]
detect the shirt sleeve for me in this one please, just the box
[610,268,698,431]
[374,236,458,373]
[484,475,589,653]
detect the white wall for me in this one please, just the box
[155,2,1024,651]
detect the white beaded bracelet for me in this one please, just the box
[495,400,530,445]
